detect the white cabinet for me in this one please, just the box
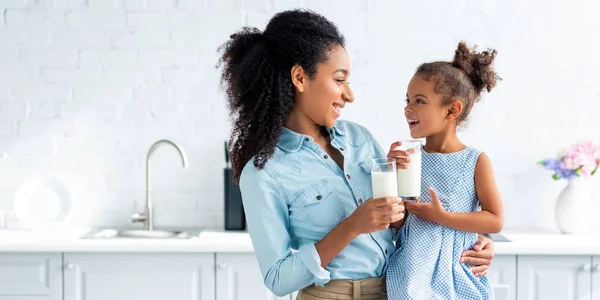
[591,255,600,300]
[63,253,215,300]
[0,252,525,300]
[0,253,62,300]
[216,253,291,300]
[487,255,517,300]
[517,255,592,300]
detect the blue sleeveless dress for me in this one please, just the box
[385,147,494,299]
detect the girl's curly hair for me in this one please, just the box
[416,41,501,124]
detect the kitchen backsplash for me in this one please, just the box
[0,0,599,231]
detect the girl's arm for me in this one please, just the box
[404,152,504,234]
[440,153,503,233]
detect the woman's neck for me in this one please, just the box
[285,110,329,145]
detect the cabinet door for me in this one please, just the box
[216,253,289,300]
[487,255,516,300]
[590,255,600,299]
[0,253,62,300]
[518,255,592,300]
[63,253,214,300]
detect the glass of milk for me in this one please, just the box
[371,158,398,199]
[396,140,422,203]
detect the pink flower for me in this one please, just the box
[560,140,600,177]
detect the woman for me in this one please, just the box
[217,9,495,299]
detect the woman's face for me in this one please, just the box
[292,45,354,129]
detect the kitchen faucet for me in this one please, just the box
[131,139,188,231]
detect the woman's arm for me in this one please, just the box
[240,166,331,296]
[461,235,495,276]
[240,164,404,296]
[389,218,406,230]
[316,196,403,266]
[404,153,503,234]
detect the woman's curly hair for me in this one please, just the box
[217,9,345,182]
[416,41,501,125]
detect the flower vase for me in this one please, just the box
[554,177,592,234]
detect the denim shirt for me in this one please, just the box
[239,120,396,296]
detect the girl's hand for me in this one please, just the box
[387,141,411,170]
[404,187,447,223]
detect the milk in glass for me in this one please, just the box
[396,140,422,202]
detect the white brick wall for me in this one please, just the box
[0,0,599,232]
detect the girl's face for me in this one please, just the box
[404,75,455,139]
[292,45,354,129]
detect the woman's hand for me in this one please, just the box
[346,196,405,235]
[460,235,495,276]
[388,141,411,170]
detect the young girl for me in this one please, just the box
[385,41,504,299]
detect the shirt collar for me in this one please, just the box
[277,123,345,153]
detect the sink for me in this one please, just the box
[484,233,511,242]
[81,229,202,239]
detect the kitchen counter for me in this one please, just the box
[492,231,600,255]
[3,229,600,254]
[0,229,254,252]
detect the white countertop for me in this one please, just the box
[0,229,254,253]
[493,231,600,255]
[3,229,600,255]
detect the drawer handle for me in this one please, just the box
[64,263,76,271]
[582,263,592,271]
[217,263,227,271]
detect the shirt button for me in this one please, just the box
[385,249,388,254]
[346,174,351,179]
[358,198,363,204]
[339,147,345,151]
[304,138,309,142]
[324,155,329,159]
[316,195,322,200]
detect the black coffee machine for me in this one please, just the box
[224,141,246,231]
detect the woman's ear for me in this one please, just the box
[290,65,306,93]
[447,100,463,121]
